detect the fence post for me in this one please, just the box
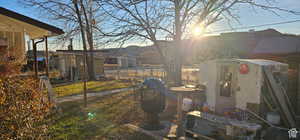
[127,67,129,80]
[150,68,153,77]
[117,69,120,80]
[142,66,145,80]
[135,67,138,79]
[187,74,190,85]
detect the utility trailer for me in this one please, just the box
[184,59,296,140]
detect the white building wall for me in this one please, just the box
[58,56,66,77]
[199,59,288,112]
[235,63,262,110]
[198,60,218,111]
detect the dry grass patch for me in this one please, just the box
[54,80,132,97]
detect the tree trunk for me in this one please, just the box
[174,0,182,86]
[89,0,96,81]
[73,0,88,107]
[80,0,96,81]
[152,41,172,84]
[88,36,96,81]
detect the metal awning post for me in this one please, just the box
[45,36,49,77]
[33,38,45,79]
[32,39,38,78]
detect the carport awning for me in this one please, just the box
[0,7,64,39]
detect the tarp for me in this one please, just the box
[37,57,45,61]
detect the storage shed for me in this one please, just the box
[56,50,104,81]
[198,59,289,115]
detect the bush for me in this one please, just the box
[0,76,52,139]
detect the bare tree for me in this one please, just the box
[72,0,88,107]
[95,0,298,86]
[21,0,103,80]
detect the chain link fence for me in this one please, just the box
[104,66,199,85]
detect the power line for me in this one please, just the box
[206,19,300,34]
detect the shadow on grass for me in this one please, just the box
[49,91,154,140]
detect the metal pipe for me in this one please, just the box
[45,36,49,77]
[33,38,45,79]
[31,39,35,73]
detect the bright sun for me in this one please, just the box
[193,26,203,36]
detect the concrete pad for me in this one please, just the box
[124,121,178,140]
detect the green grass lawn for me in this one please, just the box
[50,91,155,140]
[54,80,133,97]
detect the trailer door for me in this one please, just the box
[215,63,237,114]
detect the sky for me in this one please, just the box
[209,0,300,35]
[0,0,300,49]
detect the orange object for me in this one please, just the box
[202,106,209,112]
[224,111,230,116]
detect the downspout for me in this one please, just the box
[32,38,45,79]
[44,36,49,77]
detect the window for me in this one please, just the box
[0,37,8,62]
[104,58,118,64]
[220,65,232,97]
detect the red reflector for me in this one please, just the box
[240,64,249,74]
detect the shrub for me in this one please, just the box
[0,76,52,139]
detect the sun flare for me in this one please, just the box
[193,26,203,36]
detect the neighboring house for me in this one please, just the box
[133,29,298,66]
[251,36,300,59]
[136,41,172,66]
[0,7,64,77]
[100,44,173,69]
[143,39,223,66]
[156,29,298,65]
[100,46,139,69]
[137,45,163,66]
[99,42,172,68]
[55,50,104,80]
[218,29,283,58]
[182,29,285,63]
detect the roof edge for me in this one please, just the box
[0,7,64,35]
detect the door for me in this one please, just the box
[215,63,237,114]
